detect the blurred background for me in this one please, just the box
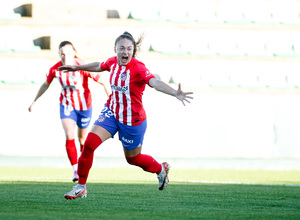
[1,0,300,170]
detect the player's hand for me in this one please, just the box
[28,102,35,112]
[58,65,78,72]
[175,83,193,106]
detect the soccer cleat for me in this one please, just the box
[72,171,79,182]
[157,162,171,191]
[64,185,87,200]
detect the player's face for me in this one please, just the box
[59,45,76,65]
[114,38,134,66]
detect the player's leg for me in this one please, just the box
[60,104,79,181]
[61,118,79,181]
[124,147,162,172]
[76,107,93,152]
[77,106,116,185]
[78,125,112,183]
[73,126,88,182]
[124,147,170,191]
[120,119,171,190]
[77,127,88,152]
[64,125,112,200]
[64,105,117,199]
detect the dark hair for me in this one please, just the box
[58,41,77,53]
[114,32,144,58]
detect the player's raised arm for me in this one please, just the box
[58,62,103,72]
[149,78,193,106]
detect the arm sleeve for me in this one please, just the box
[100,60,110,71]
[84,71,101,82]
[137,64,156,86]
[46,68,55,83]
[100,57,116,71]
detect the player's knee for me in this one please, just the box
[83,132,102,151]
[126,153,141,166]
[78,137,85,147]
[65,132,74,140]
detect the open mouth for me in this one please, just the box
[122,56,129,63]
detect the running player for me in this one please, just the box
[59,32,193,199]
[28,41,110,182]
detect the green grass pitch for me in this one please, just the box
[0,167,300,219]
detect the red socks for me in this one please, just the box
[77,133,162,185]
[78,132,102,185]
[126,153,162,174]
[65,139,77,165]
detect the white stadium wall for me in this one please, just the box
[2,87,300,160]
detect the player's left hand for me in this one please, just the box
[175,83,193,106]
[58,65,78,72]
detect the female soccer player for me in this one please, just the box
[59,32,193,199]
[28,41,109,182]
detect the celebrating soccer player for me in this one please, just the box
[28,41,109,182]
[59,32,193,199]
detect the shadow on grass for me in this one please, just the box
[1,181,300,220]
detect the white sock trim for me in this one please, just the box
[77,184,86,189]
[72,164,78,172]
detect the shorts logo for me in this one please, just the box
[98,115,105,122]
[81,117,90,122]
[64,110,71,116]
[64,105,73,116]
[98,106,113,123]
[122,137,134,144]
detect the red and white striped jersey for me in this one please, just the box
[47,59,101,111]
[101,57,155,126]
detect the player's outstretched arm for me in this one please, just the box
[149,78,193,106]
[28,81,50,112]
[58,62,103,72]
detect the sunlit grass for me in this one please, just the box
[1,167,300,219]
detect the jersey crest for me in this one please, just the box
[120,72,127,81]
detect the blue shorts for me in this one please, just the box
[94,105,147,151]
[60,104,92,129]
